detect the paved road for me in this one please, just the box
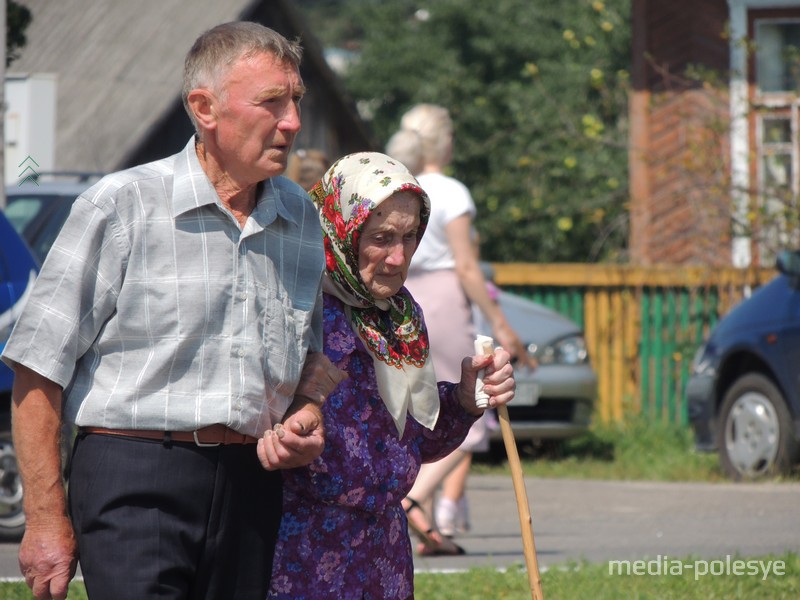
[411,475,800,572]
[0,476,798,579]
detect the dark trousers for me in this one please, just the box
[68,432,283,600]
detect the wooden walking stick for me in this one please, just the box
[498,403,544,600]
[476,336,544,600]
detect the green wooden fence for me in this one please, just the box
[491,263,775,425]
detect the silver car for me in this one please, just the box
[475,281,598,445]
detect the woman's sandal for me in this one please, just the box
[404,497,466,556]
[416,537,466,556]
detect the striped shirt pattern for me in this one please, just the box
[2,138,325,436]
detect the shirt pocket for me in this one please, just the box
[261,295,312,396]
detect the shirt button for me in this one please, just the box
[238,348,245,357]
[240,292,248,301]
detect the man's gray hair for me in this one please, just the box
[182,21,303,132]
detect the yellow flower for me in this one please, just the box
[585,35,597,47]
[557,216,573,231]
[606,177,619,189]
[601,21,614,32]
[510,206,523,221]
[563,29,575,41]
[524,62,539,77]
[592,1,605,11]
[590,68,603,81]
[564,156,577,169]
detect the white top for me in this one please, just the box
[410,172,476,272]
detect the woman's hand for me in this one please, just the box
[493,320,537,370]
[294,352,348,405]
[456,347,516,416]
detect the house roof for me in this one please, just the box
[9,0,374,173]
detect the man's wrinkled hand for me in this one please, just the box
[19,516,77,600]
[257,402,325,470]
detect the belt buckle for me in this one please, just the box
[193,430,221,448]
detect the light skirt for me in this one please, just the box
[405,268,489,452]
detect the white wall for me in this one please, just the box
[4,73,56,185]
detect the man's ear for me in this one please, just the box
[187,89,217,131]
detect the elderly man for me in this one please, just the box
[2,22,344,600]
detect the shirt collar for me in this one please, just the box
[170,137,298,228]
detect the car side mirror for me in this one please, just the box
[776,250,800,278]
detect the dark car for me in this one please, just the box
[687,250,800,480]
[0,209,39,539]
[4,176,102,264]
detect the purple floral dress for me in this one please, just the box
[267,295,477,599]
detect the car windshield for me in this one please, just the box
[3,195,45,233]
[4,194,76,263]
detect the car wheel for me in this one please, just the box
[0,436,26,540]
[718,373,799,480]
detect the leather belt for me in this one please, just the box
[81,425,259,447]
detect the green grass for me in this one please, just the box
[476,415,800,482]
[3,553,795,600]
[414,552,800,599]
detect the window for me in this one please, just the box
[755,20,800,93]
[750,12,800,261]
[756,111,799,255]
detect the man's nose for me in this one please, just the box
[279,102,302,132]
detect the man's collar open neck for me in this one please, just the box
[194,138,258,214]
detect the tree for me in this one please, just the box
[7,0,31,66]
[332,0,631,263]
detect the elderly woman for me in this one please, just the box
[267,153,516,599]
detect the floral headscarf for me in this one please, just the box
[309,152,440,436]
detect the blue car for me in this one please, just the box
[0,208,39,539]
[687,250,800,480]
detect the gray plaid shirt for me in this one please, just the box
[2,138,324,436]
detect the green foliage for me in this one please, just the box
[334,0,631,262]
[7,0,32,66]
[475,415,742,482]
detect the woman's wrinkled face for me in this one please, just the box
[358,191,421,300]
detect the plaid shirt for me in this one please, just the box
[2,138,324,436]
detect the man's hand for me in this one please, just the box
[256,400,325,470]
[456,347,516,415]
[19,514,77,600]
[294,352,347,405]
[10,364,75,600]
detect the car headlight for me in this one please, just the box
[536,335,589,366]
[691,341,715,375]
